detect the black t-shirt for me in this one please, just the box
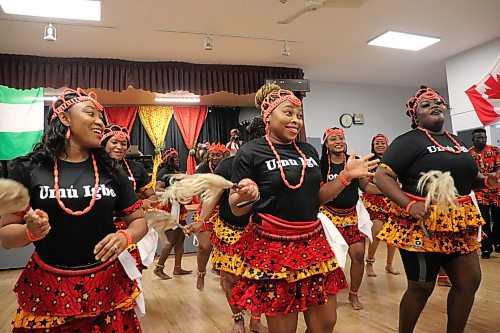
[9,158,138,267]
[382,129,478,196]
[196,162,213,174]
[214,156,250,228]
[231,138,322,222]
[122,159,150,191]
[321,156,359,209]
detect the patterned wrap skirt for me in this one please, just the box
[12,252,141,332]
[210,215,245,275]
[362,193,389,221]
[191,205,219,232]
[230,213,348,315]
[319,205,365,245]
[377,194,484,254]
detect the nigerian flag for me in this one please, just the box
[0,85,44,160]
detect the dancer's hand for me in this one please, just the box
[24,209,50,239]
[407,201,430,221]
[486,170,500,188]
[94,232,128,262]
[142,199,160,210]
[234,178,259,204]
[184,221,204,236]
[344,151,379,180]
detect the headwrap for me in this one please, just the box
[322,127,345,144]
[371,133,388,145]
[162,148,179,162]
[260,89,302,132]
[50,88,104,122]
[208,143,229,154]
[100,124,130,144]
[406,86,447,127]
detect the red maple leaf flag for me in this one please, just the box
[465,55,500,125]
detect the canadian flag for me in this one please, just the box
[465,55,500,125]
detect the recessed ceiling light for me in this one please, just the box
[368,31,440,51]
[0,0,101,21]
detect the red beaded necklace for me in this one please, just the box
[209,161,214,174]
[122,158,136,191]
[54,154,100,216]
[265,134,307,190]
[327,153,347,182]
[417,127,463,155]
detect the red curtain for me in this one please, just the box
[104,106,138,133]
[173,106,208,174]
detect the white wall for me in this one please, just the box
[302,81,451,155]
[445,38,500,138]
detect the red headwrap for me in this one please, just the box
[260,89,302,132]
[208,143,229,154]
[100,124,130,144]
[322,127,345,144]
[372,133,388,145]
[406,87,447,126]
[162,148,179,161]
[50,88,104,122]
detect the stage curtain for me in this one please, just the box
[138,106,173,186]
[173,106,207,174]
[103,106,138,133]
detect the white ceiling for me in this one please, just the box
[1,0,500,90]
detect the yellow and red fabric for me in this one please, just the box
[378,195,484,254]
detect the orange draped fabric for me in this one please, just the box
[173,106,208,175]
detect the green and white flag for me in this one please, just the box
[0,85,44,160]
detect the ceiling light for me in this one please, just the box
[204,36,213,51]
[367,31,440,51]
[154,96,201,104]
[0,0,101,21]
[43,23,56,41]
[282,41,290,56]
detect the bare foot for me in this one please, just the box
[196,271,206,291]
[437,276,452,287]
[366,263,377,277]
[173,268,192,275]
[348,293,364,310]
[385,264,400,275]
[154,267,172,280]
[231,320,245,333]
[249,318,268,333]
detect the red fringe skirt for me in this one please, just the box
[230,214,347,315]
[12,253,141,332]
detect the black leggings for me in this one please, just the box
[399,249,460,282]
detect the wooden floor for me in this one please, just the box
[1,246,499,332]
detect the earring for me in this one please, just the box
[65,128,71,140]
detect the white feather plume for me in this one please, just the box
[417,170,458,211]
[0,179,30,215]
[161,173,234,206]
[145,209,178,244]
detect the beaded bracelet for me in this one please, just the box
[339,170,351,186]
[117,229,133,247]
[197,218,211,231]
[405,200,417,213]
[26,226,44,242]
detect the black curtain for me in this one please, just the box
[163,120,190,172]
[198,106,240,145]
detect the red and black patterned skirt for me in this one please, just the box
[320,205,365,245]
[12,252,142,332]
[230,213,347,315]
[362,193,389,221]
